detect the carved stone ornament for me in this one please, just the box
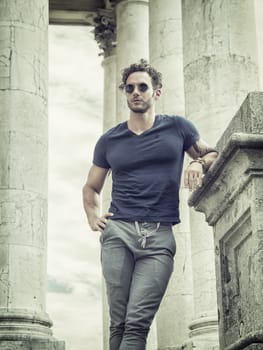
[93,9,116,57]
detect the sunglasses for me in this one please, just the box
[124,83,149,94]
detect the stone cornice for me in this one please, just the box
[49,10,95,25]
[188,91,263,225]
[49,0,114,25]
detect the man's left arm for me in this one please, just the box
[184,138,218,191]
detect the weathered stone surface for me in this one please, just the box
[0,0,48,29]
[182,0,259,144]
[216,92,263,151]
[182,2,259,349]
[0,0,64,347]
[0,309,54,342]
[189,137,263,225]
[11,26,47,96]
[224,330,263,350]
[189,92,263,350]
[0,339,65,350]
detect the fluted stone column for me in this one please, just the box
[0,1,64,349]
[102,53,117,350]
[115,0,149,122]
[149,1,194,348]
[102,55,117,132]
[101,54,117,350]
[182,1,259,349]
[115,2,159,348]
[94,11,117,350]
[182,0,259,141]
[149,0,185,116]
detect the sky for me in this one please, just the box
[47,3,263,349]
[48,26,104,350]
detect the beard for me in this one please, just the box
[127,99,152,113]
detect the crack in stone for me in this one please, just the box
[0,53,11,67]
[0,266,11,307]
[12,48,45,85]
[0,87,47,101]
[37,3,48,28]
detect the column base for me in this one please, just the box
[0,309,65,349]
[0,309,53,339]
[154,342,219,350]
[187,315,219,350]
[182,340,219,350]
[0,339,65,350]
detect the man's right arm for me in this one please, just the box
[82,165,113,233]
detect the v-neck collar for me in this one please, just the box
[126,115,159,136]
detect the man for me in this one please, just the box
[82,59,218,350]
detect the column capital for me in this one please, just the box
[94,9,116,57]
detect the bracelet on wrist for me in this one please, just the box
[189,157,206,171]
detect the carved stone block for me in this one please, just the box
[189,92,263,350]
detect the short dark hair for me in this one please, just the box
[119,59,163,90]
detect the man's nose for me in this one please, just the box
[132,86,140,95]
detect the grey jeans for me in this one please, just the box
[100,220,176,350]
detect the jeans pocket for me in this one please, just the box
[100,219,111,243]
[171,234,176,256]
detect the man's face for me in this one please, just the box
[125,72,158,113]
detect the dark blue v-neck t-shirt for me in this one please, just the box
[93,115,200,224]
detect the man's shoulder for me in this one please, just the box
[157,114,185,125]
[102,121,127,138]
[159,114,195,127]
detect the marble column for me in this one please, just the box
[115,0,149,122]
[149,0,194,349]
[101,53,117,350]
[94,11,117,350]
[0,0,64,349]
[149,0,185,116]
[182,0,259,141]
[94,10,117,132]
[99,2,157,348]
[182,0,259,349]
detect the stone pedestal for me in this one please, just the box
[0,0,64,348]
[189,92,263,350]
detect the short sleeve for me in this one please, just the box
[176,116,200,151]
[93,134,110,169]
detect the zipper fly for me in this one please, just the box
[135,221,160,248]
